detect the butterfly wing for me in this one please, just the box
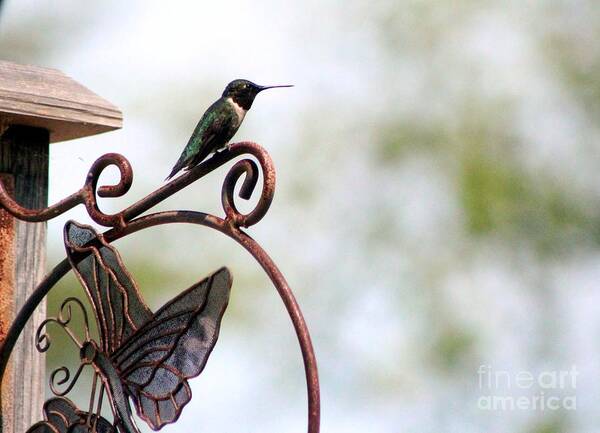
[111,267,232,430]
[64,221,232,429]
[27,397,80,433]
[26,397,115,433]
[64,221,153,353]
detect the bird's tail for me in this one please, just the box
[165,146,214,181]
[164,153,188,181]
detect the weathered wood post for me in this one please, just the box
[0,60,122,433]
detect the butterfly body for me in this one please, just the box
[81,341,140,433]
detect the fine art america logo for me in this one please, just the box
[477,365,577,411]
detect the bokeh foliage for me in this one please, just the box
[1,1,599,432]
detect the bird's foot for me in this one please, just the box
[214,146,230,156]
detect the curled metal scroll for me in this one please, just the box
[36,297,91,353]
[0,142,320,433]
[35,298,93,399]
[0,142,275,230]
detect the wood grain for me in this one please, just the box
[0,60,122,142]
[0,126,48,433]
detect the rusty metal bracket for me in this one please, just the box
[0,142,320,433]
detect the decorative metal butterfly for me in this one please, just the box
[27,221,232,433]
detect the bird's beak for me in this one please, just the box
[257,84,294,92]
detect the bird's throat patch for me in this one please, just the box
[226,97,248,120]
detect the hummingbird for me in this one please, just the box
[165,79,293,180]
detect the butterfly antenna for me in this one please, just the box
[87,372,98,428]
[96,383,106,421]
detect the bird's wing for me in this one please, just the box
[166,101,235,180]
[186,104,235,167]
[111,267,232,430]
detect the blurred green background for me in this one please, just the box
[1,1,600,432]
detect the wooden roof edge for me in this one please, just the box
[0,60,123,143]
